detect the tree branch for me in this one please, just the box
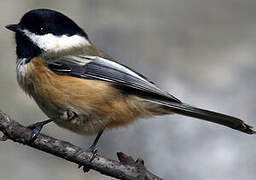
[0,110,162,180]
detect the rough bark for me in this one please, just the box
[0,110,162,180]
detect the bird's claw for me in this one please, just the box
[77,164,91,173]
[87,145,98,162]
[26,119,55,143]
[27,123,44,143]
[78,145,99,173]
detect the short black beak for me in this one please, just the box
[5,24,23,33]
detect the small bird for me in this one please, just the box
[6,9,255,153]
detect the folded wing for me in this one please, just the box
[46,55,255,134]
[47,55,181,103]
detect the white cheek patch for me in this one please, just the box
[23,29,91,52]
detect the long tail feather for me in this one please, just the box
[159,101,255,134]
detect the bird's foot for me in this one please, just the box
[77,129,104,173]
[27,122,44,143]
[27,118,55,143]
[78,144,99,173]
[86,144,98,161]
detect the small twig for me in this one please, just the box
[0,110,162,180]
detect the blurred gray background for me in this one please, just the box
[1,0,256,179]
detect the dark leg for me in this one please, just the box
[27,118,56,142]
[87,129,104,155]
[79,129,104,172]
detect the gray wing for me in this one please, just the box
[46,56,256,135]
[47,55,181,103]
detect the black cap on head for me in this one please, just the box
[9,9,88,38]
[6,9,89,60]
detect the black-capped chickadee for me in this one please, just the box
[5,9,255,153]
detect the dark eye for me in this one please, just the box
[39,26,48,34]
